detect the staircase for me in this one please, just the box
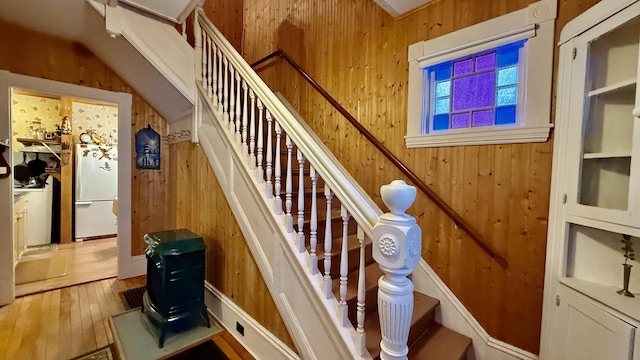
[93,3,473,358]
[283,107,471,359]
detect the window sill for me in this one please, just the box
[405,123,553,148]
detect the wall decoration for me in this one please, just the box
[11,94,63,149]
[135,125,161,170]
[72,101,118,146]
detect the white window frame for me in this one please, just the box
[405,0,556,148]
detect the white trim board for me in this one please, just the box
[204,281,300,360]
[0,70,135,306]
[413,259,538,360]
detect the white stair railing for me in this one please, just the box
[194,8,421,359]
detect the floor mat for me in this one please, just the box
[120,285,146,310]
[15,252,68,285]
[111,309,221,360]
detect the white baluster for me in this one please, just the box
[256,99,264,183]
[373,180,421,360]
[223,57,229,124]
[274,122,282,215]
[211,43,217,104]
[194,12,202,84]
[297,149,306,253]
[323,185,334,299]
[356,226,367,355]
[284,135,293,233]
[229,66,237,137]
[217,48,223,111]
[235,71,242,145]
[242,80,249,156]
[338,205,351,326]
[181,21,187,40]
[265,111,273,198]
[249,91,257,169]
[207,35,212,99]
[309,167,319,274]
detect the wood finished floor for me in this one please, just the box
[15,237,118,297]
[2,238,255,360]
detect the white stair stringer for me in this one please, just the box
[86,0,195,123]
[194,86,374,360]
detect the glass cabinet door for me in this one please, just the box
[573,16,640,216]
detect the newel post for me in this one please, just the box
[373,180,422,360]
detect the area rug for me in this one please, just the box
[120,286,146,310]
[70,344,116,360]
[14,252,68,285]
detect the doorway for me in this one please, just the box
[0,70,134,306]
[10,89,120,296]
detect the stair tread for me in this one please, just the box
[364,292,441,359]
[408,324,472,360]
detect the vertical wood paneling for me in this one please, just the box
[240,0,603,353]
[0,21,174,257]
[170,142,296,350]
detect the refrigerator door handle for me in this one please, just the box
[76,201,94,206]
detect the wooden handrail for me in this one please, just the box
[251,50,508,268]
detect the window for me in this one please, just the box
[406,0,556,148]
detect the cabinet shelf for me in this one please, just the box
[583,152,632,159]
[16,138,61,146]
[559,277,640,323]
[588,78,637,97]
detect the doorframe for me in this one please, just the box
[0,70,136,305]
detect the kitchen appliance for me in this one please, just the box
[75,144,118,240]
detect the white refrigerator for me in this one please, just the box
[75,145,118,240]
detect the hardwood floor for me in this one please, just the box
[15,237,118,297]
[2,238,255,360]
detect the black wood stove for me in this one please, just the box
[142,229,210,347]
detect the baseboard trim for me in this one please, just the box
[204,281,300,360]
[413,259,538,360]
[118,254,146,279]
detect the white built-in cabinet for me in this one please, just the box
[13,196,27,267]
[541,1,640,359]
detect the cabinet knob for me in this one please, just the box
[633,108,640,117]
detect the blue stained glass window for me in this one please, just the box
[497,66,518,86]
[435,63,452,81]
[496,86,517,106]
[454,59,473,76]
[495,106,516,125]
[435,81,451,97]
[452,113,470,128]
[472,110,494,126]
[452,72,495,111]
[425,39,526,132]
[475,53,496,71]
[434,114,450,130]
[434,98,450,114]
[497,40,525,67]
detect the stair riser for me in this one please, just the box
[295,216,358,244]
[317,243,374,279]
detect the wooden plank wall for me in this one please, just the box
[0,21,174,256]
[170,142,296,350]
[239,0,601,354]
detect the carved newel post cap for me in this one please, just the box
[373,180,422,271]
[381,180,416,216]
